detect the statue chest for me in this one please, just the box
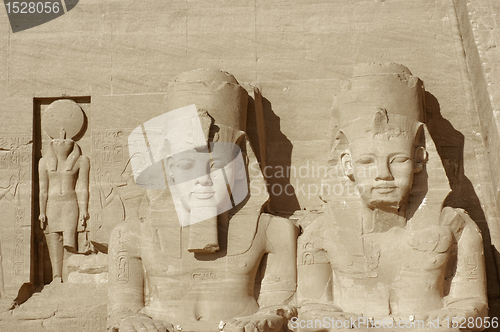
[140,226,266,280]
[327,226,452,285]
[327,227,453,317]
[325,226,453,317]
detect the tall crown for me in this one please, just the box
[335,63,425,142]
[128,69,249,188]
[136,70,268,257]
[166,68,248,133]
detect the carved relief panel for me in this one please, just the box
[0,134,32,300]
[88,128,147,250]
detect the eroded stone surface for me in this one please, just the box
[107,69,298,332]
[0,1,498,331]
[297,63,488,331]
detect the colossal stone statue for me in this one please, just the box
[38,99,90,284]
[107,69,298,332]
[296,63,488,331]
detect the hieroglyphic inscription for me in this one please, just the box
[192,272,216,280]
[117,230,129,284]
[29,310,107,332]
[0,135,31,284]
[302,242,314,265]
[0,135,31,149]
[117,256,129,283]
[302,252,314,265]
[90,129,133,247]
[465,253,479,281]
[0,135,32,183]
[13,208,25,276]
[91,130,128,184]
[79,310,108,332]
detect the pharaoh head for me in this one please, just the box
[128,69,252,252]
[163,69,249,224]
[336,63,427,212]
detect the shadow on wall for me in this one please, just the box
[425,91,500,299]
[247,94,300,301]
[261,97,300,215]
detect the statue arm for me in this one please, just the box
[98,184,117,209]
[260,216,298,308]
[107,221,145,330]
[76,156,90,225]
[296,245,344,321]
[0,175,15,201]
[444,215,488,320]
[294,222,357,332]
[297,256,334,306]
[3,176,19,205]
[223,216,298,332]
[38,159,48,228]
[295,217,334,307]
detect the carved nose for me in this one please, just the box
[196,173,213,186]
[375,161,394,181]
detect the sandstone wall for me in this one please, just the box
[0,0,499,329]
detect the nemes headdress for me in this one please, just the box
[328,63,451,230]
[334,63,426,143]
[129,69,249,188]
[166,68,248,135]
[128,69,268,256]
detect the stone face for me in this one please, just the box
[0,1,498,331]
[297,63,488,331]
[107,69,298,332]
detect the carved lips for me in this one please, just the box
[191,190,216,200]
[372,184,397,194]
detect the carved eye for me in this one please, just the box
[390,156,410,164]
[356,156,375,165]
[176,160,195,170]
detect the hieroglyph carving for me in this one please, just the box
[297,63,487,331]
[0,134,31,299]
[90,129,140,249]
[108,69,298,332]
[38,99,90,283]
[91,130,127,184]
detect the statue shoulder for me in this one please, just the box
[440,206,482,240]
[293,209,331,237]
[295,211,329,251]
[38,157,48,169]
[292,208,328,230]
[77,154,90,165]
[262,213,299,247]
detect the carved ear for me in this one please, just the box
[340,151,354,180]
[166,157,175,182]
[236,152,248,180]
[413,146,427,173]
